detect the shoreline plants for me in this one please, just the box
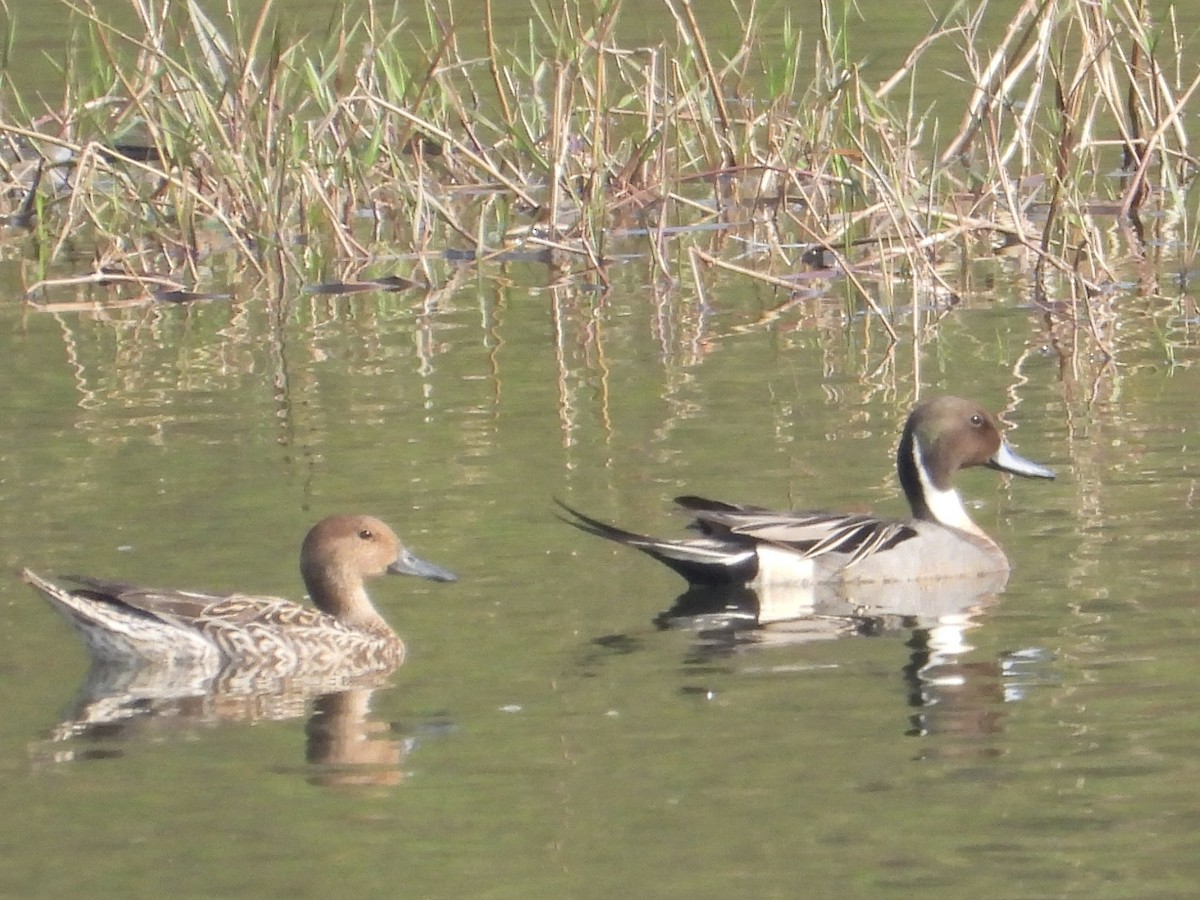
[0,0,1196,347]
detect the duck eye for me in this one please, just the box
[970,414,984,427]
[358,529,374,541]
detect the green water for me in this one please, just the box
[1,2,1200,899]
[3,264,1198,898]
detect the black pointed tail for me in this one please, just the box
[555,499,758,586]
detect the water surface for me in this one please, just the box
[1,3,1199,899]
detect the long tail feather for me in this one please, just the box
[555,499,759,586]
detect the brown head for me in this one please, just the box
[299,514,456,627]
[898,397,1054,526]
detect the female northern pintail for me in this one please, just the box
[559,396,1055,585]
[23,514,456,671]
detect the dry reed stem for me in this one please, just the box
[0,0,1191,350]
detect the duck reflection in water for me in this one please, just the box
[24,514,456,786]
[35,665,429,787]
[583,570,1055,756]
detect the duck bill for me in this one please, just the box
[987,440,1055,480]
[389,549,458,582]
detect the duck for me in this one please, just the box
[23,514,456,672]
[558,396,1054,586]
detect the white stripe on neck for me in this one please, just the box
[912,439,981,534]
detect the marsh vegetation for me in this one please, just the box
[0,0,1194,358]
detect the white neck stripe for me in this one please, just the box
[912,440,978,533]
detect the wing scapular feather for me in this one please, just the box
[676,498,917,568]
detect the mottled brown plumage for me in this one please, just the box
[24,514,456,675]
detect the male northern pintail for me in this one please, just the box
[23,514,456,671]
[559,396,1055,585]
